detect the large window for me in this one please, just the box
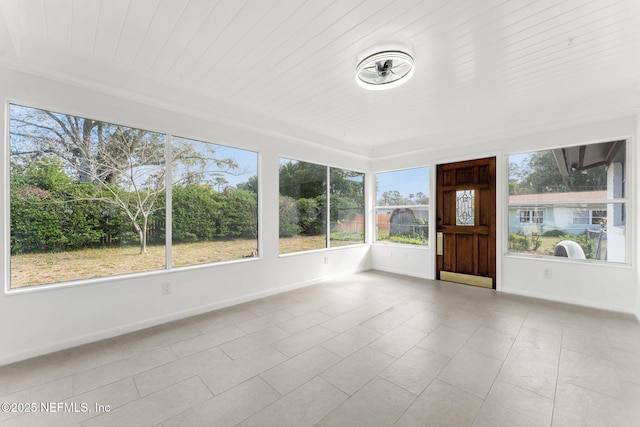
[171,137,258,268]
[375,167,430,246]
[508,140,626,262]
[9,104,166,287]
[8,104,260,289]
[278,158,364,254]
[330,168,365,247]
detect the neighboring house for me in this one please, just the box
[508,191,607,236]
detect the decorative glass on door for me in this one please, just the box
[456,190,475,225]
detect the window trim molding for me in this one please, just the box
[505,138,631,265]
[373,166,430,247]
[278,157,366,255]
[5,101,262,292]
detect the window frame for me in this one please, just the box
[373,166,430,247]
[572,209,590,225]
[278,156,366,256]
[169,135,260,269]
[506,139,630,264]
[5,101,262,292]
[329,166,366,248]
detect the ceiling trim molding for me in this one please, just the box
[371,108,640,161]
[0,58,374,162]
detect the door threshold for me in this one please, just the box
[440,271,493,289]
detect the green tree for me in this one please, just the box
[379,190,404,205]
[279,160,326,200]
[19,158,71,192]
[279,160,325,236]
[279,195,300,237]
[508,161,522,195]
[278,161,364,237]
[297,198,323,235]
[414,192,429,204]
[236,175,258,193]
[10,105,238,254]
[512,150,607,194]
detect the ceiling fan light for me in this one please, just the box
[355,50,414,91]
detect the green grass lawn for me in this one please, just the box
[11,239,258,288]
[11,235,365,288]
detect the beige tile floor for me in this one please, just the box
[1,271,639,426]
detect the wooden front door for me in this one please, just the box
[436,157,496,289]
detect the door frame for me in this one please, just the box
[431,151,503,291]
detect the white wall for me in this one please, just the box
[637,113,640,321]
[503,256,635,312]
[371,116,638,314]
[1,67,637,366]
[371,245,433,279]
[0,68,372,366]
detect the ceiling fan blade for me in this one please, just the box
[388,69,403,79]
[361,69,379,80]
[374,75,389,84]
[390,62,410,76]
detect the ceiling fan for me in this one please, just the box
[355,51,414,91]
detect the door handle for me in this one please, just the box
[436,232,443,255]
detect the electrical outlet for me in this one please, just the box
[161,282,171,295]
[544,269,552,279]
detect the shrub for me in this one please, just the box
[279,195,300,237]
[389,235,428,245]
[218,189,257,238]
[509,233,541,251]
[171,185,221,242]
[10,183,109,254]
[543,229,565,237]
[509,233,527,251]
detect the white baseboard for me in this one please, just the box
[501,286,636,315]
[0,267,370,367]
[371,266,432,280]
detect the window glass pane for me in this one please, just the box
[171,137,258,267]
[573,210,589,225]
[591,210,606,225]
[455,190,475,226]
[375,167,429,246]
[509,140,625,199]
[533,210,544,224]
[508,141,626,263]
[330,168,364,247]
[376,167,430,206]
[279,158,327,253]
[508,203,620,261]
[518,209,545,224]
[9,104,166,287]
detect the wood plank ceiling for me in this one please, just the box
[0,0,639,157]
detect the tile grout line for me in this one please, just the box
[550,327,565,426]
